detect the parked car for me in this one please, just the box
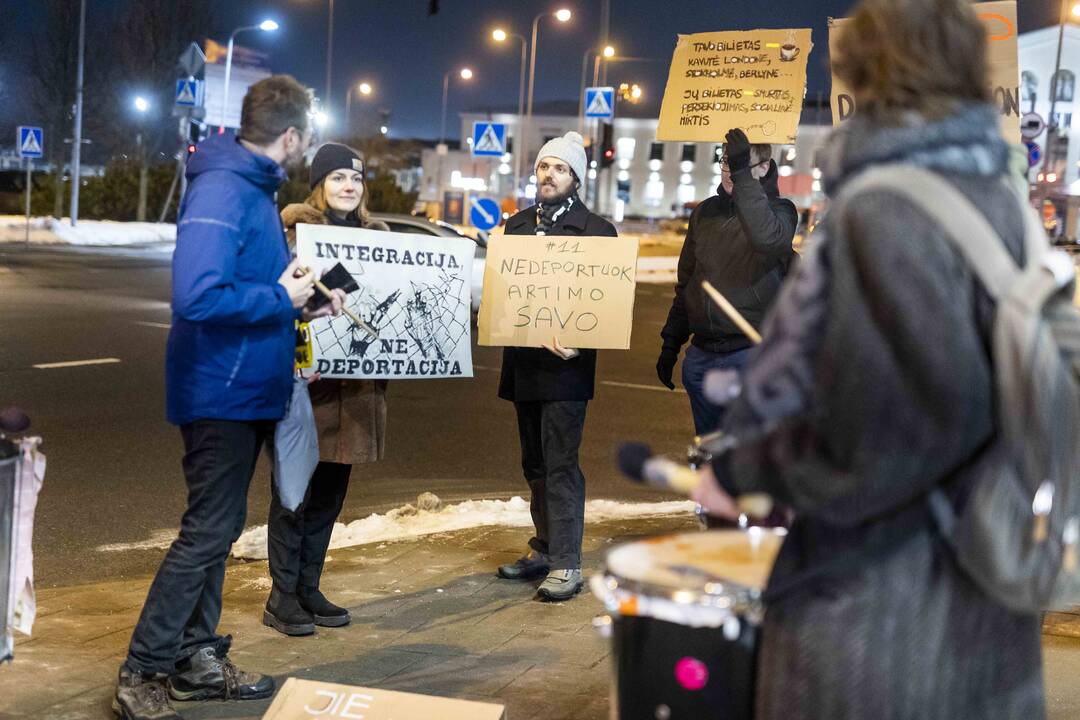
[369,213,486,313]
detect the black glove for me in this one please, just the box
[656,348,679,390]
[724,128,752,173]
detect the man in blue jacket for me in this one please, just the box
[114,76,342,720]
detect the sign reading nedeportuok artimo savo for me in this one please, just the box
[296,224,475,379]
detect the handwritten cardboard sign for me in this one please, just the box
[829,1,1020,141]
[296,224,475,380]
[478,234,640,350]
[657,29,813,143]
[262,678,506,720]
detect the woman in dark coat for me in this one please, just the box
[693,0,1045,717]
[264,144,390,636]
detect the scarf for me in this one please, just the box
[535,194,577,235]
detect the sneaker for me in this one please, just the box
[298,587,351,628]
[537,569,583,601]
[113,666,181,720]
[263,586,316,636]
[497,550,551,580]
[167,643,275,701]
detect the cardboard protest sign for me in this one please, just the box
[657,29,813,143]
[478,234,640,350]
[296,224,475,380]
[262,678,506,720]
[829,1,1020,140]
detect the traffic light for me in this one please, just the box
[186,122,200,157]
[599,122,615,169]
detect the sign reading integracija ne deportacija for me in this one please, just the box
[296,224,475,380]
[829,0,1020,141]
[478,234,640,350]
[656,28,813,144]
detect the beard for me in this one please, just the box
[538,182,576,205]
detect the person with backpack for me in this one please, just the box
[691,0,1048,717]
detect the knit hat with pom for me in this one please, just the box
[534,131,587,185]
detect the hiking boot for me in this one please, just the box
[263,586,316,636]
[298,587,350,627]
[167,643,275,701]
[497,550,551,580]
[537,569,583,601]
[113,666,181,720]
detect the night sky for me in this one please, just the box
[0,0,1062,142]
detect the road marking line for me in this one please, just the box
[33,358,122,369]
[473,365,499,372]
[133,321,171,329]
[602,380,686,394]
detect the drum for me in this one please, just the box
[591,529,784,720]
[687,433,790,531]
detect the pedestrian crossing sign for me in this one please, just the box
[472,122,506,157]
[16,127,43,159]
[585,87,615,119]
[175,79,203,108]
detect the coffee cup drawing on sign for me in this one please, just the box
[780,44,800,62]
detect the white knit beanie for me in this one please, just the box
[535,131,588,185]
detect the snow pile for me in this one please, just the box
[0,216,176,246]
[230,495,696,560]
[636,256,679,285]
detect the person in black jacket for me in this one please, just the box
[495,131,617,601]
[657,130,797,435]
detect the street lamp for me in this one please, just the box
[523,8,573,198]
[493,26,528,205]
[579,45,616,132]
[344,80,375,137]
[219,19,280,132]
[133,96,151,221]
[440,67,474,144]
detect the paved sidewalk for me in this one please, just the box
[5,512,1080,719]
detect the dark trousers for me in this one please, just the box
[514,401,588,570]
[681,344,752,436]
[126,420,272,675]
[267,461,352,593]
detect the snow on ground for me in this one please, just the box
[95,495,696,557]
[636,256,679,285]
[229,495,696,560]
[0,216,175,246]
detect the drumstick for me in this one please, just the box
[304,267,378,340]
[701,281,762,346]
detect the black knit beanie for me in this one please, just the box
[309,143,365,189]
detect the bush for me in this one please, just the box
[30,160,179,222]
[366,170,418,215]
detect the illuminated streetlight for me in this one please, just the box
[380,125,388,135]
[555,8,572,22]
[133,96,149,113]
[460,67,474,80]
[358,82,373,95]
[440,67,475,143]
[492,26,528,203]
[492,28,508,42]
[221,19,281,132]
[603,45,615,58]
[313,111,329,128]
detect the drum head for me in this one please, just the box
[603,529,783,606]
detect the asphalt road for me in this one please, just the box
[0,244,697,588]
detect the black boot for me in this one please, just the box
[113,666,181,720]
[167,639,275,701]
[263,586,316,636]
[298,587,351,627]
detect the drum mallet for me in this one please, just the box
[304,266,378,340]
[701,280,762,346]
[617,442,774,518]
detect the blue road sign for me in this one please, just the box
[175,79,203,107]
[17,127,43,159]
[472,122,506,157]
[469,197,500,231]
[1027,141,1042,168]
[584,87,615,119]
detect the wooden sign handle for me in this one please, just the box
[701,280,762,345]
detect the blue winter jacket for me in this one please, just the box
[165,134,298,426]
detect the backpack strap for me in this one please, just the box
[834,165,1035,300]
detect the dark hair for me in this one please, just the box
[751,144,772,165]
[833,0,990,121]
[239,75,312,146]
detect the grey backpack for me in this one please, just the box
[838,165,1080,614]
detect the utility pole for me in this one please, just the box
[70,0,86,227]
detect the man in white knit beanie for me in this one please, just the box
[494,131,618,601]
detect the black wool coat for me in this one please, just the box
[497,200,618,403]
